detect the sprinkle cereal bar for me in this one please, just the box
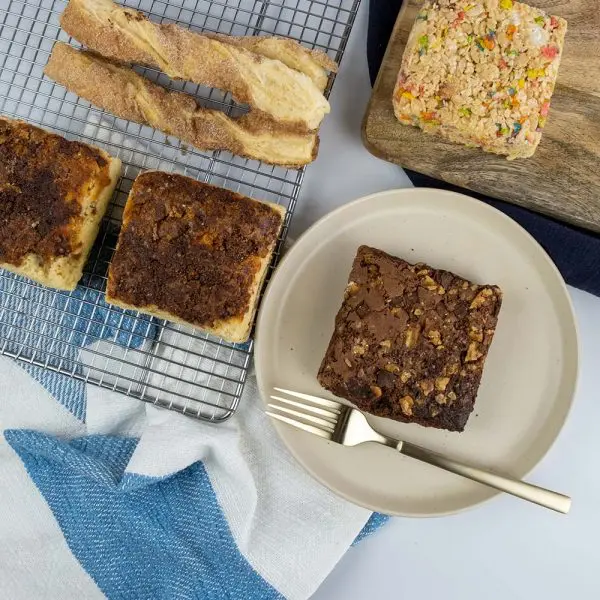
[393,0,567,159]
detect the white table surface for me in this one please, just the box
[302,3,600,599]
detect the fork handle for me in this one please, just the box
[398,441,571,514]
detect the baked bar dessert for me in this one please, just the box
[393,0,567,159]
[317,246,502,432]
[0,117,121,290]
[45,43,319,168]
[106,172,285,343]
[60,0,333,130]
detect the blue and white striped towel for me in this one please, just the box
[0,274,387,600]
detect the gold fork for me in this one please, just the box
[267,387,571,514]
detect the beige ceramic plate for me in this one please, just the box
[255,189,578,517]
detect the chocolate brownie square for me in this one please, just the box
[317,246,502,432]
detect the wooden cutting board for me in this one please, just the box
[362,0,600,233]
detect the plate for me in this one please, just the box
[254,189,579,517]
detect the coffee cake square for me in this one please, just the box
[0,118,121,290]
[106,172,285,343]
[317,246,502,432]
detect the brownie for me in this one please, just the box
[317,246,502,432]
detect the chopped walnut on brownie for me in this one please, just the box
[317,246,502,432]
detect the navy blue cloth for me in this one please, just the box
[367,0,600,297]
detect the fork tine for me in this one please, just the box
[273,387,342,410]
[266,411,332,440]
[270,394,339,421]
[268,403,336,431]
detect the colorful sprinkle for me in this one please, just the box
[500,0,513,9]
[416,11,428,21]
[483,33,496,50]
[538,116,547,128]
[507,49,520,57]
[512,122,522,137]
[550,16,560,30]
[476,38,485,51]
[401,91,415,100]
[541,45,559,60]
[527,68,546,79]
[466,34,474,44]
[496,123,510,137]
[534,16,545,26]
[452,10,466,27]
[501,95,520,109]
[508,87,516,96]
[458,107,472,117]
[540,101,551,117]
[421,112,440,125]
[398,114,412,123]
[506,24,517,40]
[418,35,429,55]
[518,78,526,88]
[499,58,509,70]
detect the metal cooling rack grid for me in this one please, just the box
[0,0,360,421]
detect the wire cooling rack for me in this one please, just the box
[0,0,360,421]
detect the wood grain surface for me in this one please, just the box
[362,0,600,232]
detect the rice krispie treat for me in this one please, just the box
[393,0,567,159]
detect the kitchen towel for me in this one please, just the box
[367,0,600,297]
[0,288,383,600]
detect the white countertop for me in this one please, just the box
[301,3,600,599]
